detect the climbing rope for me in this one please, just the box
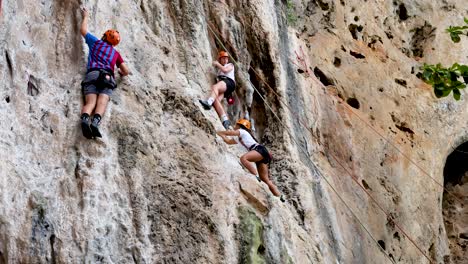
[205,18,435,263]
[167,3,241,110]
[205,22,398,264]
[186,3,394,261]
[324,89,465,205]
[204,4,464,206]
[163,9,370,262]
[206,20,321,137]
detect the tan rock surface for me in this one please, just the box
[0,0,467,263]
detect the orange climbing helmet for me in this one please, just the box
[236,119,251,130]
[103,29,120,46]
[218,51,229,60]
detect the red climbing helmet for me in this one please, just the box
[103,29,120,46]
[236,119,251,130]
[218,51,229,60]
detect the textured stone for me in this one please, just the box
[0,0,467,263]
[238,175,270,214]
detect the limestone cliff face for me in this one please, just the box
[0,0,467,263]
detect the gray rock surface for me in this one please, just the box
[0,0,467,263]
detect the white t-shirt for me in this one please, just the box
[217,63,235,81]
[236,129,257,150]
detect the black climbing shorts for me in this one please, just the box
[251,144,272,164]
[82,69,116,96]
[218,76,236,97]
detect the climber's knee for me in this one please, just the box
[240,154,248,164]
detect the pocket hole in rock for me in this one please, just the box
[313,67,335,86]
[378,240,386,250]
[346,98,360,109]
[350,50,366,59]
[5,51,13,77]
[28,75,40,96]
[333,57,341,67]
[397,3,409,21]
[394,78,407,87]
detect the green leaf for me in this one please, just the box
[464,17,468,24]
[450,32,461,43]
[434,88,451,98]
[434,89,444,98]
[423,71,432,81]
[423,62,468,100]
[450,71,459,81]
[442,88,452,97]
[453,89,461,100]
[453,82,466,90]
[458,65,468,75]
[434,82,449,92]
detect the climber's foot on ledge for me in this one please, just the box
[90,121,102,138]
[199,99,212,110]
[279,195,285,203]
[81,120,93,139]
[255,175,261,182]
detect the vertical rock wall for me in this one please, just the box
[0,0,467,263]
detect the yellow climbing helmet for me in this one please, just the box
[236,119,251,130]
[103,29,120,46]
[218,51,229,60]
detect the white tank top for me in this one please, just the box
[217,63,235,82]
[236,129,257,150]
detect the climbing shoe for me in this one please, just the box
[90,115,102,138]
[222,120,232,130]
[199,99,212,110]
[280,195,285,203]
[81,114,93,139]
[81,119,93,139]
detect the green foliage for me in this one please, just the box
[286,0,298,26]
[421,19,468,100]
[421,63,468,100]
[446,18,468,43]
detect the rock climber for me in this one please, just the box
[199,51,236,129]
[79,7,129,139]
[217,119,284,201]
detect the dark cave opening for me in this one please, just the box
[442,141,468,263]
[444,142,468,185]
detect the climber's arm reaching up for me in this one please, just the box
[217,130,239,145]
[80,7,88,37]
[213,61,234,73]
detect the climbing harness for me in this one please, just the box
[81,68,117,90]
